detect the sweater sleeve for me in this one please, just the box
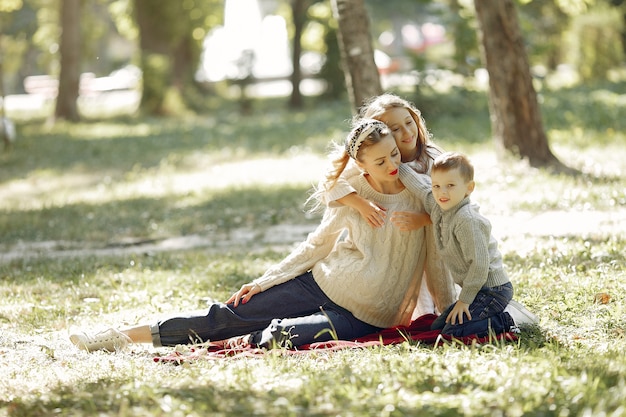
[253,207,345,291]
[398,164,436,214]
[400,165,457,311]
[322,160,362,208]
[454,215,492,305]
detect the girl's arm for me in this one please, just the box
[322,160,386,228]
[337,193,387,228]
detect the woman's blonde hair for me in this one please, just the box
[359,93,441,173]
[308,119,391,209]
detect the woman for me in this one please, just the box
[322,93,457,315]
[70,119,439,352]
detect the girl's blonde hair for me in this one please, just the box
[359,93,441,173]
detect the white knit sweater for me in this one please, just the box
[320,159,458,314]
[254,171,430,328]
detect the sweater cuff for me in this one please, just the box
[458,287,480,305]
[324,187,356,208]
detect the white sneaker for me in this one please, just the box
[70,328,131,352]
[504,299,539,327]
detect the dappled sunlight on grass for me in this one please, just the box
[466,147,625,217]
[2,86,626,415]
[0,171,107,210]
[0,153,327,212]
[1,237,625,415]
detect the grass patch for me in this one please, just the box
[1,82,625,416]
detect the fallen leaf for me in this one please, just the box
[593,292,611,304]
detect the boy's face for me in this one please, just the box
[431,168,475,211]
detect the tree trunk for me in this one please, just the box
[134,0,171,115]
[331,0,382,113]
[289,0,307,109]
[55,0,81,122]
[135,0,200,115]
[473,0,575,173]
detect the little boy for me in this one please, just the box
[402,151,528,337]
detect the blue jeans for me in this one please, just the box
[151,271,382,348]
[431,282,514,338]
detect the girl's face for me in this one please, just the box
[377,107,418,162]
[431,168,475,211]
[356,134,402,188]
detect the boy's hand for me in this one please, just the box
[390,211,432,231]
[446,301,471,325]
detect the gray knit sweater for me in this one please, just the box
[254,171,431,328]
[400,165,510,305]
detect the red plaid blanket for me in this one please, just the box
[153,314,518,364]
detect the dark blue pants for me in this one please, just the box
[431,282,514,337]
[152,271,382,348]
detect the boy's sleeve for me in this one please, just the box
[399,164,436,214]
[454,217,492,305]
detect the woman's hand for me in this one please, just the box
[446,301,471,325]
[227,282,262,307]
[390,211,432,231]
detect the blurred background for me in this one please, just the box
[1,0,624,121]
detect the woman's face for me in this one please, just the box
[356,134,402,185]
[376,107,418,162]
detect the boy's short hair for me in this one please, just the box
[432,152,474,183]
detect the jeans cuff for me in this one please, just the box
[150,323,162,347]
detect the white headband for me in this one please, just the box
[345,119,388,159]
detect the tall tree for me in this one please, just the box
[289,0,309,109]
[55,0,81,122]
[134,0,221,115]
[473,0,575,173]
[331,0,382,113]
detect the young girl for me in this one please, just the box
[322,93,457,315]
[324,93,443,226]
[70,119,443,352]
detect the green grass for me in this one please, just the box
[1,82,625,416]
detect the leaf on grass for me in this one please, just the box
[593,292,611,304]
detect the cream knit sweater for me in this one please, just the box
[254,171,431,328]
[321,160,458,314]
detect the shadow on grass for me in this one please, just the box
[0,98,351,185]
[4,371,361,416]
[0,184,318,245]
